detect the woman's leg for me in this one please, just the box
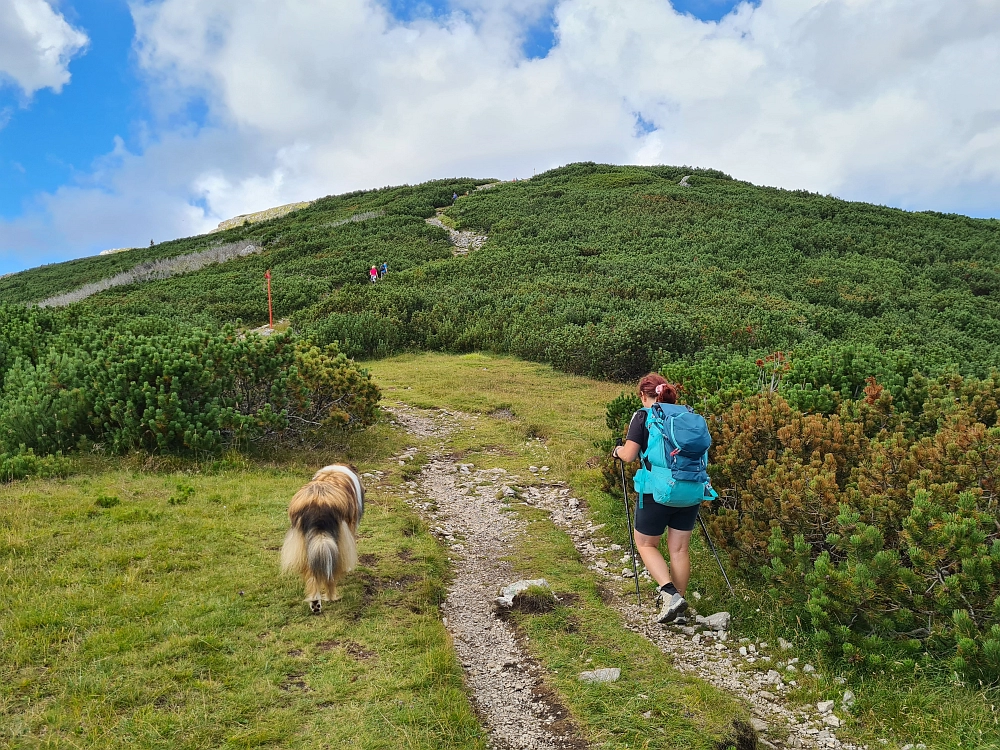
[634,531,670,586]
[665,528,693,594]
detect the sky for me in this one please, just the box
[1,0,999,276]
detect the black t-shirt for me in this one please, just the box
[626,409,649,454]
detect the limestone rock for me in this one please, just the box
[578,667,620,683]
[696,611,731,631]
[496,578,552,607]
[817,700,835,713]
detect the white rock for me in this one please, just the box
[540,466,550,472]
[758,690,775,701]
[817,700,835,713]
[696,611,731,631]
[622,568,635,577]
[759,642,768,649]
[750,718,768,733]
[495,578,552,607]
[842,690,855,708]
[803,663,816,674]
[578,667,620,683]
[834,676,846,685]
[642,710,652,719]
[765,670,781,684]
[692,591,702,600]
[786,665,797,673]
[778,637,793,650]
[823,714,841,728]
[529,466,539,473]
[739,646,748,657]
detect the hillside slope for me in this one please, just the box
[2,163,998,378]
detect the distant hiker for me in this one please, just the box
[612,373,713,624]
[150,239,154,247]
[452,192,458,203]
[380,262,388,278]
[369,266,378,284]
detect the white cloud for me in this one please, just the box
[0,0,88,95]
[3,0,1000,273]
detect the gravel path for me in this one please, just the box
[426,209,488,255]
[382,405,582,749]
[380,403,867,750]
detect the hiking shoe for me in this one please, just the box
[657,592,688,624]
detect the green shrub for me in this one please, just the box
[0,446,69,483]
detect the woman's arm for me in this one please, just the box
[612,440,641,463]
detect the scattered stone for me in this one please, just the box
[758,690,776,701]
[622,568,635,577]
[833,676,846,685]
[817,700,835,714]
[765,670,781,684]
[529,465,539,473]
[739,646,748,657]
[842,690,855,709]
[803,663,815,674]
[696,611,731,631]
[823,714,841,727]
[578,668,620,683]
[540,466,550,472]
[642,710,652,719]
[691,590,702,600]
[750,717,768,733]
[786,665,797,673]
[495,578,552,608]
[778,637,793,650]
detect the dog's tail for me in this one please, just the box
[305,521,357,583]
[280,526,308,575]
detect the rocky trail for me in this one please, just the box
[425,183,495,255]
[370,404,869,750]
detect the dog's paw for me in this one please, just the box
[309,599,322,614]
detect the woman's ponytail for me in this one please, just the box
[638,373,677,404]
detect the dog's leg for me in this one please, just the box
[305,575,323,614]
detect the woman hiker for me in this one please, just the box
[611,373,696,624]
[369,266,379,284]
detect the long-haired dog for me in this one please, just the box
[280,464,365,614]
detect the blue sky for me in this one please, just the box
[0,0,140,220]
[1,0,998,276]
[0,0,745,228]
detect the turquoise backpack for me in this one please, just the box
[633,403,717,509]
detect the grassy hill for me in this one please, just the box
[3,163,998,379]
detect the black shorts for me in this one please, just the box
[634,496,700,536]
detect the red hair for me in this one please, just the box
[638,373,677,404]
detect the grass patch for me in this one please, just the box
[1,440,485,748]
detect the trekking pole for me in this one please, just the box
[697,512,734,596]
[615,443,642,605]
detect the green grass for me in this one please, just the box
[6,351,998,749]
[1,422,485,749]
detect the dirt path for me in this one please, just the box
[383,405,582,749]
[380,403,859,750]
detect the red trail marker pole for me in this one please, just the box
[264,269,273,329]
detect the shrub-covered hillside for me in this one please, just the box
[3,163,998,380]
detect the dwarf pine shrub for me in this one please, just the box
[605,353,1000,681]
